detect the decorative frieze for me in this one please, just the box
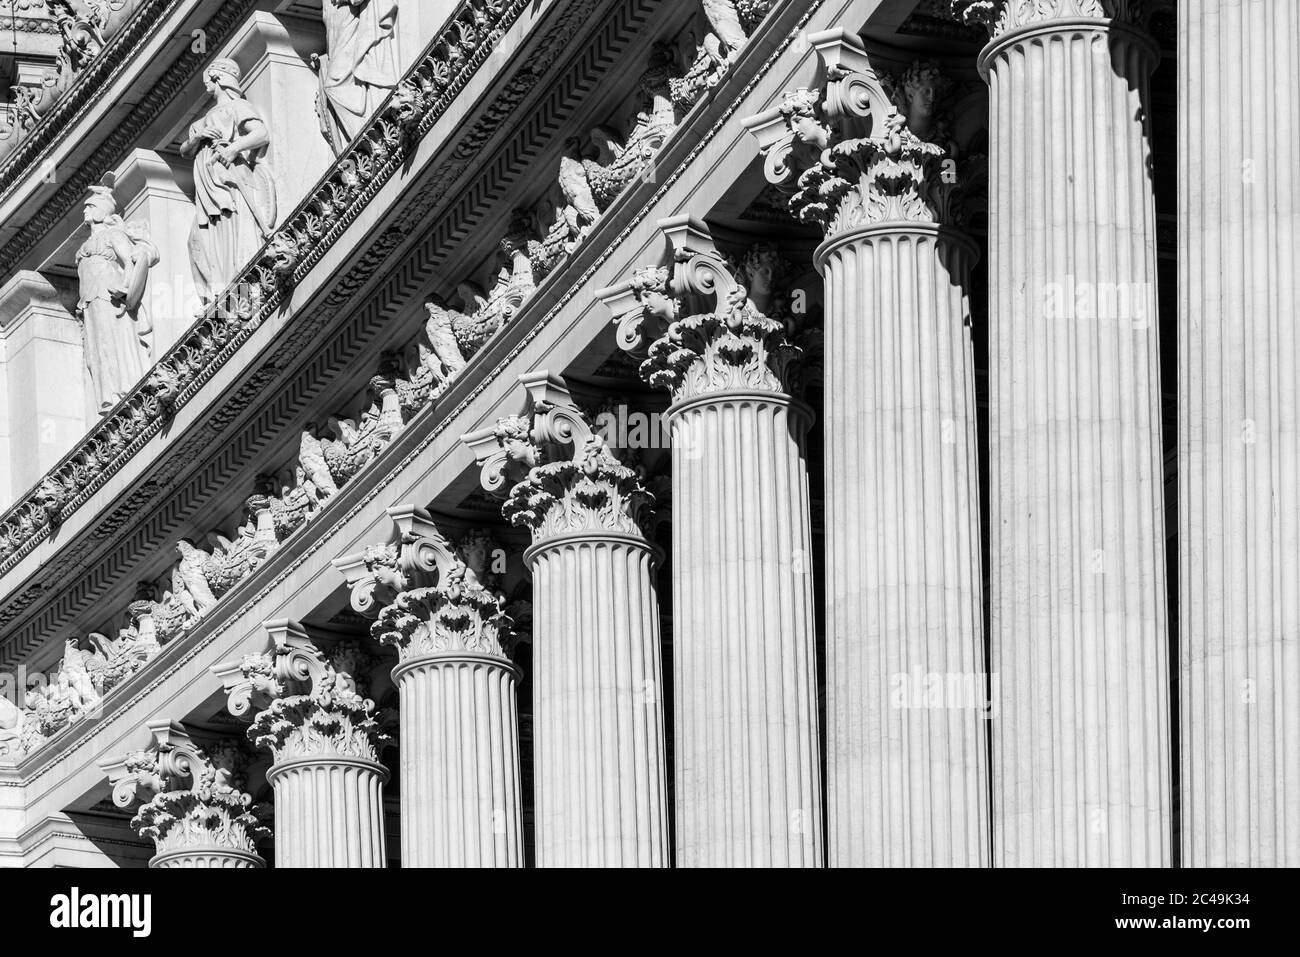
[103,719,267,868]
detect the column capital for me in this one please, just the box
[743,32,984,236]
[461,372,654,541]
[331,504,455,618]
[211,620,384,764]
[951,0,1146,37]
[596,219,806,403]
[101,720,268,859]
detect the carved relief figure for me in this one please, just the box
[315,0,400,154]
[182,58,277,307]
[75,175,158,412]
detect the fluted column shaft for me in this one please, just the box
[978,11,1170,866]
[1179,0,1300,867]
[671,391,822,867]
[393,654,524,867]
[266,755,388,868]
[818,225,989,866]
[526,532,670,867]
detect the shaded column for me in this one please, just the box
[102,720,267,869]
[597,218,822,866]
[463,372,670,867]
[1178,0,1300,867]
[213,619,387,868]
[746,32,989,865]
[953,0,1170,866]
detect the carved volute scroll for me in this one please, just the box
[101,719,268,858]
[461,371,655,540]
[211,619,383,764]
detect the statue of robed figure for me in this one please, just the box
[314,0,400,154]
[182,57,277,308]
[76,173,158,413]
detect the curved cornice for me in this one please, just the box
[0,0,529,580]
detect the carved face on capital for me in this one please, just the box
[789,110,829,151]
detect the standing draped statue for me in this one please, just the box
[182,58,277,308]
[314,0,400,154]
[76,175,158,413]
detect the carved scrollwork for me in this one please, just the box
[461,372,655,540]
[103,720,268,855]
[597,220,808,403]
[212,621,384,763]
[744,31,986,236]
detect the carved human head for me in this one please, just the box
[204,57,244,97]
[896,61,950,136]
[779,88,830,151]
[740,242,782,296]
[82,184,116,224]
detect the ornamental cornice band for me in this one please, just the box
[0,0,529,578]
[597,216,806,403]
[462,372,655,540]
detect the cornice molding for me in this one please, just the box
[0,0,529,580]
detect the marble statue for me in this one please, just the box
[315,0,400,154]
[182,58,277,308]
[75,175,158,413]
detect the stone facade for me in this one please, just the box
[0,0,1286,869]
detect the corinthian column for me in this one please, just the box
[102,720,268,868]
[213,620,388,868]
[596,219,822,867]
[950,0,1170,866]
[1179,0,1300,867]
[338,506,525,867]
[462,373,669,867]
[745,34,989,867]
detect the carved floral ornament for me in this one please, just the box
[212,621,384,765]
[102,720,268,856]
[462,372,655,542]
[596,217,815,404]
[741,29,988,237]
